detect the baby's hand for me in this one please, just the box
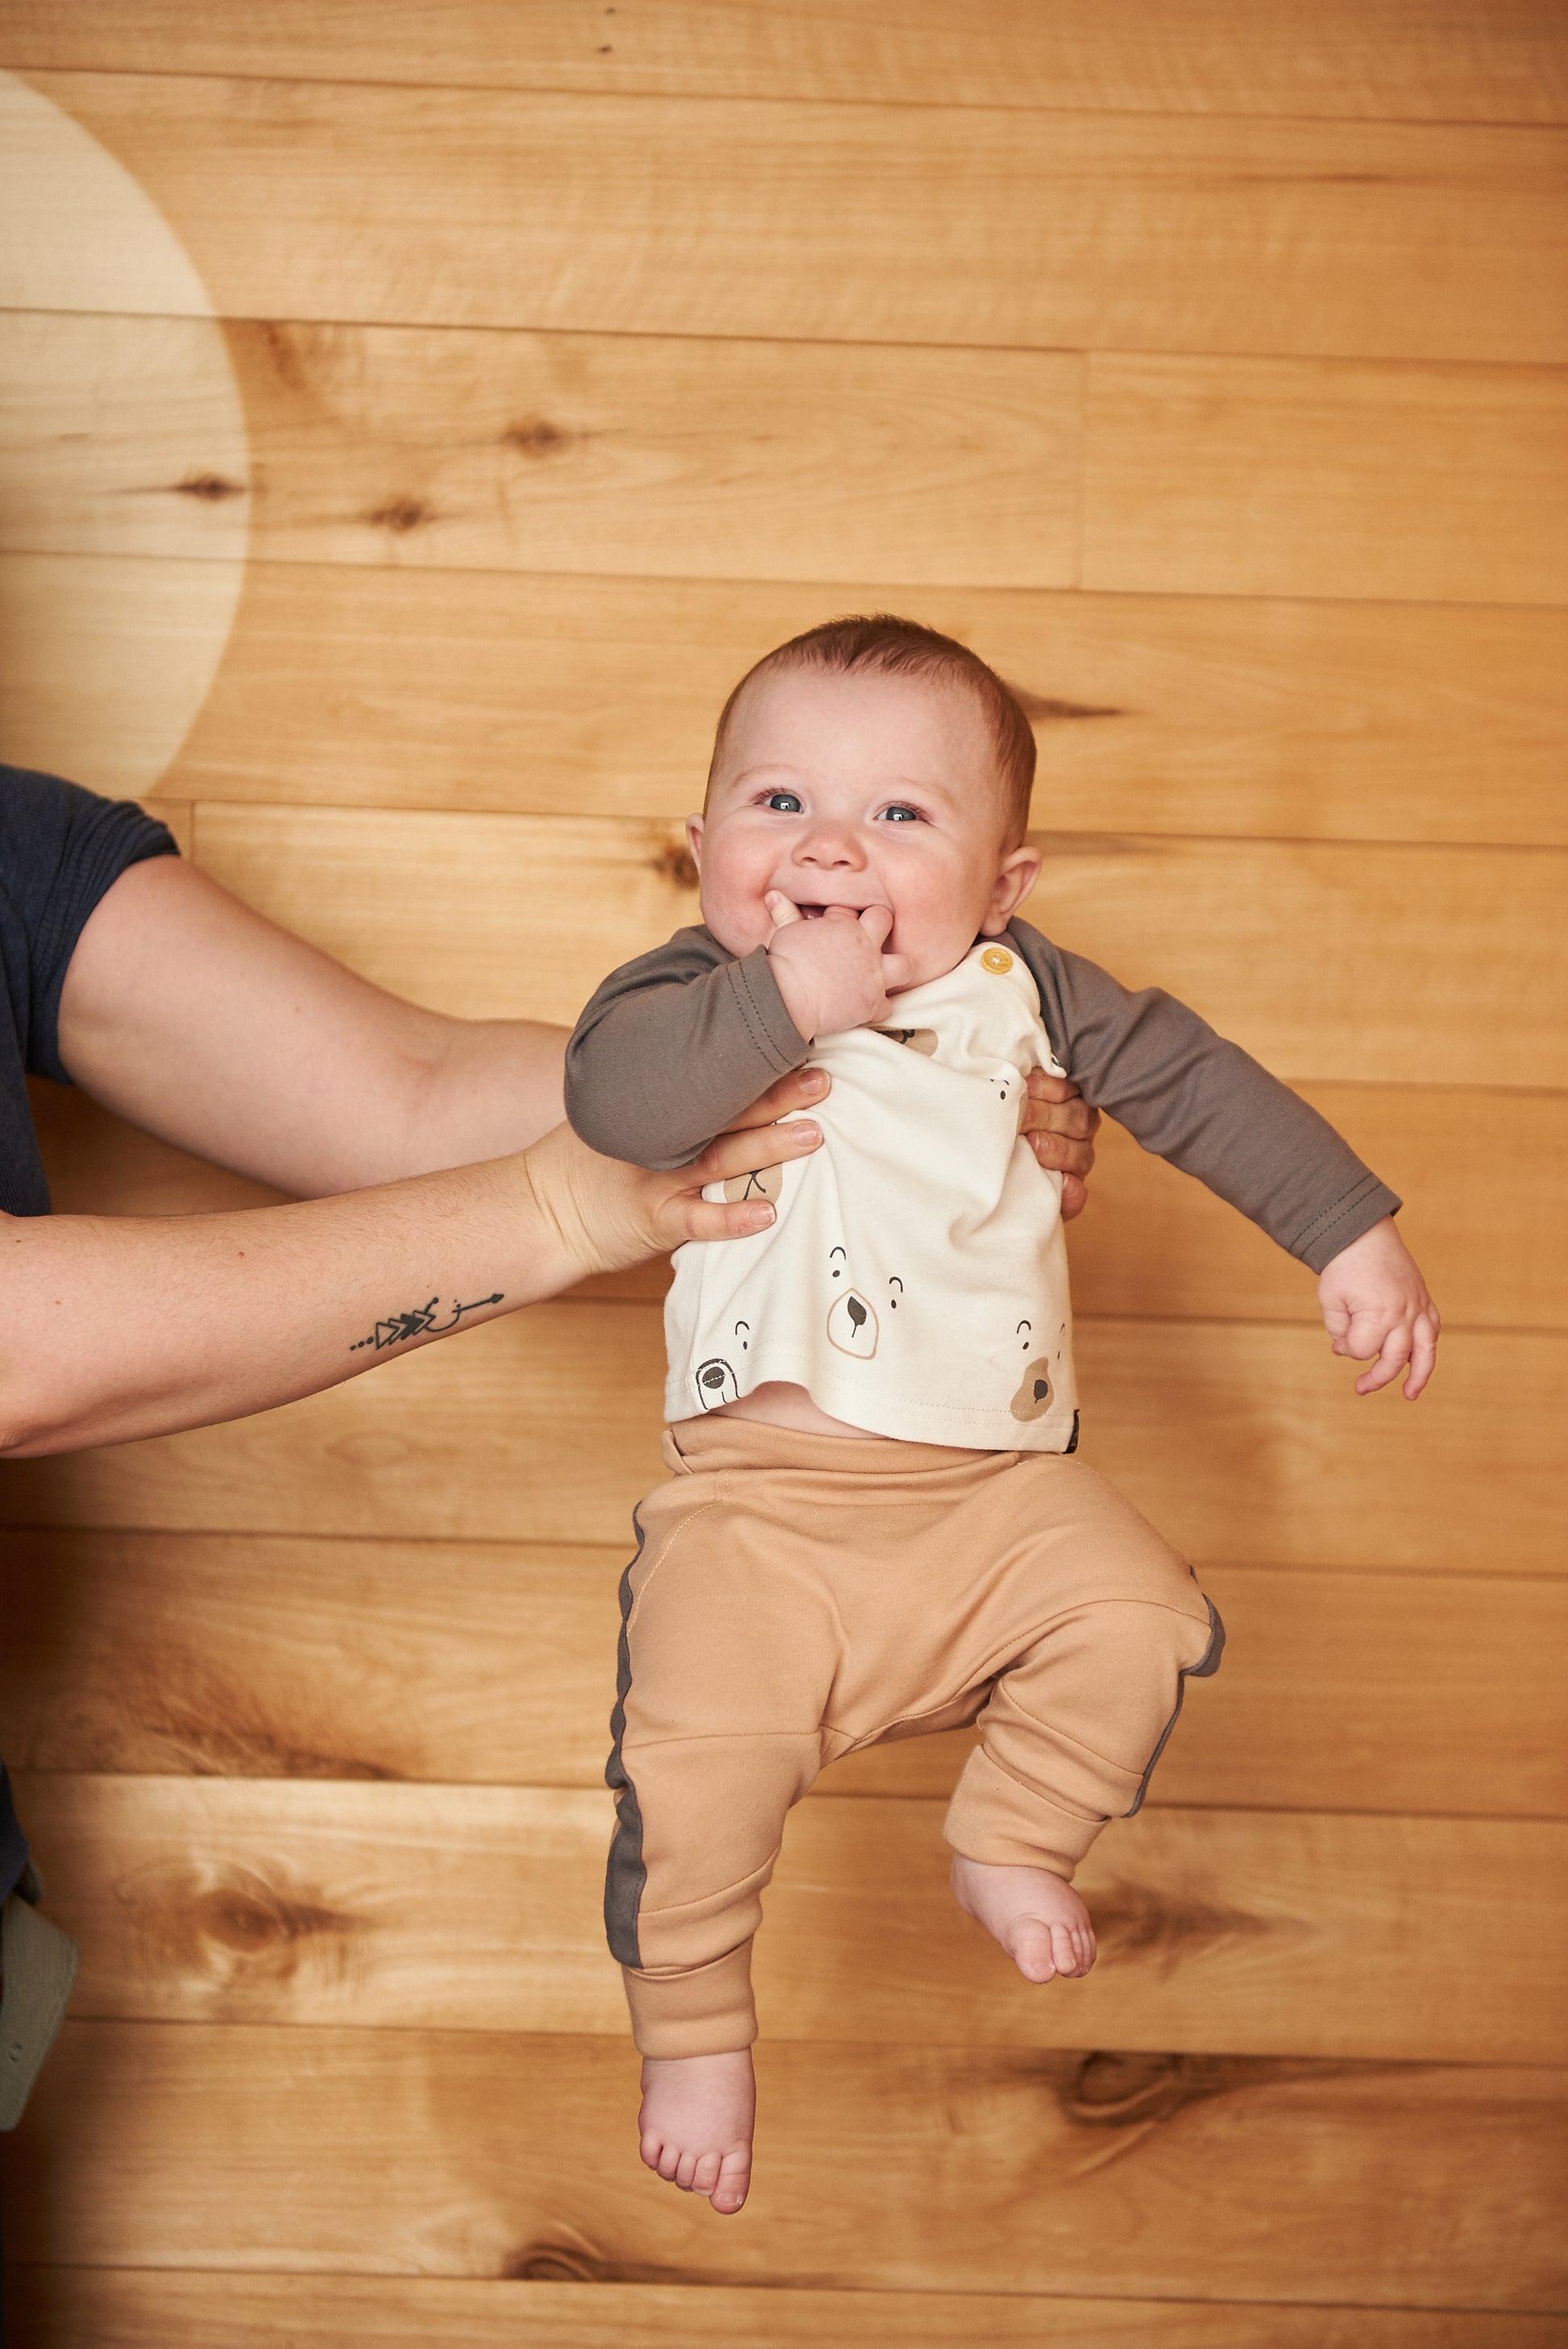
[764,893,911,1040]
[1317,1215,1441,1400]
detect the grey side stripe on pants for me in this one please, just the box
[603,1509,649,1966]
[1124,1594,1226,1817]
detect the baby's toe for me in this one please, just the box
[711,2148,752,2214]
[1008,1919,1058,1982]
[639,2131,666,2173]
[672,2149,701,2192]
[691,2150,723,2197]
[656,2142,683,2183]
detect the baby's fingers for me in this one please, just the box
[764,890,802,932]
[1354,1322,1415,1397]
[1402,1308,1441,1401]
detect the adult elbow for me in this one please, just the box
[0,1355,87,1457]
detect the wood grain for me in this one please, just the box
[10,2270,1565,2349]
[4,0,1566,122]
[15,1774,1566,2062]
[1025,832,1568,1090]
[1085,351,1568,606]
[6,2023,1565,2304]
[26,1071,1568,1335]
[14,73,1568,363]
[1,1309,1560,1572]
[10,557,1568,849]
[181,801,1568,1085]
[0,312,1082,590]
[4,1532,1564,1819]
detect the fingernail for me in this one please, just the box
[743,1205,775,1230]
[798,1068,828,1095]
[790,1120,820,1145]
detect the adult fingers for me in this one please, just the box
[718,1065,828,1136]
[1403,1309,1441,1400]
[1028,1124,1096,1180]
[1060,1170,1089,1222]
[677,1196,777,1244]
[1027,1069,1082,1103]
[693,1113,822,1189]
[1021,1089,1098,1141]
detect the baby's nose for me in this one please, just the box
[797,824,865,865]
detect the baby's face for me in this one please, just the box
[689,667,1039,990]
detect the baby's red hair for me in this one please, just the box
[706,613,1036,845]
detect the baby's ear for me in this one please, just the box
[685,814,705,870]
[981,840,1042,934]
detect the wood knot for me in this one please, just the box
[651,842,699,892]
[367,496,429,533]
[503,2244,606,2283]
[503,415,570,459]
[1007,685,1123,723]
[176,472,247,503]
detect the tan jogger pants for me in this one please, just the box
[606,1415,1222,2057]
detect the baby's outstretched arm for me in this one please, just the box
[1317,1216,1441,1400]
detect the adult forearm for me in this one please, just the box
[0,1152,570,1459]
[397,1018,569,1176]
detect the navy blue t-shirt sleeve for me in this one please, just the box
[1,764,179,1085]
[0,769,179,1902]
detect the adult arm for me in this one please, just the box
[56,855,572,1193]
[0,1075,826,1458]
[1009,920,1399,1273]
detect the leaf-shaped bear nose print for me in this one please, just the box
[695,1356,740,1409]
[827,1289,879,1359]
[1010,1357,1055,1421]
[722,1162,783,1204]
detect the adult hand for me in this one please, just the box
[1020,1070,1098,1221]
[522,1068,828,1279]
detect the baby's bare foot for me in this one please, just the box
[950,1853,1097,1984]
[638,2048,755,2215]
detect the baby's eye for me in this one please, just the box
[764,791,803,814]
[880,803,923,824]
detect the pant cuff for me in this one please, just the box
[621,1942,757,2057]
[944,1746,1106,1878]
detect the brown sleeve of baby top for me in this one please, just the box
[565,924,811,1171]
[1006,918,1400,1274]
[565,917,1400,1273]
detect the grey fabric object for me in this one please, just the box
[1006,920,1402,1274]
[566,919,1400,1274]
[0,1878,80,2131]
[1124,1593,1227,1817]
[567,928,810,1171]
[604,1509,649,1967]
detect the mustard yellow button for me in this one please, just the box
[981,946,1014,974]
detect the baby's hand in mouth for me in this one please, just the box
[764,891,911,1040]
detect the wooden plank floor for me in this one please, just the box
[13,1774,1567,2063]
[10,2023,1568,2305]
[2,8,1564,2341]
[6,557,1567,847]
[10,73,1568,361]
[10,2269,1568,2349]
[5,1533,1566,1818]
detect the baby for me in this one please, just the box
[565,615,1439,2216]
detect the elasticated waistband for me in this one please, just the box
[664,1413,1015,1481]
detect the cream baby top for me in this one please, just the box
[663,937,1078,1451]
